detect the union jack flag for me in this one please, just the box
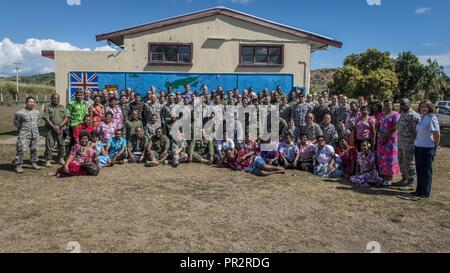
[69,72,99,97]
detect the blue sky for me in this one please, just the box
[0,0,449,76]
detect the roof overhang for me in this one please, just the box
[95,7,342,49]
[41,50,55,59]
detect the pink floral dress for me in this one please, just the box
[376,111,400,177]
[350,151,388,187]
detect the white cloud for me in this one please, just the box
[66,0,81,6]
[94,45,117,51]
[415,7,431,15]
[418,52,450,66]
[221,0,255,4]
[0,37,115,76]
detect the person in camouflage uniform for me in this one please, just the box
[42,94,69,167]
[146,127,170,167]
[188,130,214,165]
[170,129,188,167]
[312,97,332,124]
[127,126,149,164]
[124,110,143,141]
[145,114,161,140]
[395,98,420,187]
[161,95,176,129]
[279,96,292,128]
[14,97,42,173]
[333,96,350,124]
[292,93,313,131]
[320,114,338,147]
[300,113,323,143]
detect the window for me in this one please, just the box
[148,43,192,65]
[438,108,450,116]
[239,45,283,66]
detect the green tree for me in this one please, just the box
[344,48,395,75]
[395,51,424,100]
[328,65,364,96]
[420,59,447,102]
[363,69,399,100]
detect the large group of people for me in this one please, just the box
[13,83,441,201]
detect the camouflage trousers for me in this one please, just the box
[148,151,169,163]
[170,152,188,164]
[44,130,66,161]
[15,136,39,166]
[398,146,416,179]
[191,152,210,163]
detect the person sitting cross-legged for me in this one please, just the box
[90,130,111,168]
[169,129,188,167]
[350,140,388,187]
[278,132,300,169]
[297,133,316,172]
[216,131,236,168]
[48,132,99,178]
[146,127,170,167]
[313,135,343,178]
[107,129,127,166]
[188,129,214,165]
[127,126,149,164]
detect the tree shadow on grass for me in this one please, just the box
[323,178,413,198]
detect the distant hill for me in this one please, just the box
[0,73,55,86]
[310,68,337,92]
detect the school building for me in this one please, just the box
[42,6,342,104]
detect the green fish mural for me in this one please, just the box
[165,76,200,90]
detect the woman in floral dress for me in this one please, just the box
[98,112,116,143]
[90,95,105,129]
[376,99,400,181]
[336,137,357,179]
[350,141,388,187]
[106,97,124,132]
[49,132,99,177]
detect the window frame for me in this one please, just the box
[238,44,284,67]
[148,42,193,66]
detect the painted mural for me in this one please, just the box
[69,72,295,98]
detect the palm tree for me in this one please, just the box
[421,59,447,101]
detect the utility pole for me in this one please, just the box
[14,63,21,100]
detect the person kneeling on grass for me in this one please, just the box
[90,130,111,168]
[188,130,214,165]
[146,127,170,167]
[245,153,286,177]
[313,135,343,178]
[127,126,149,164]
[49,132,99,177]
[350,140,388,187]
[107,129,127,166]
[278,132,299,169]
